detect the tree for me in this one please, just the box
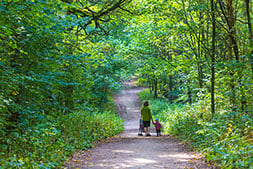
[210,0,216,114]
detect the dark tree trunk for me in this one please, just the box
[211,0,216,114]
[169,76,173,92]
[187,80,192,105]
[154,78,158,99]
[242,0,252,112]
[244,0,253,72]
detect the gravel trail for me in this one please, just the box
[65,80,212,169]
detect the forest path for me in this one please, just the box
[65,79,211,169]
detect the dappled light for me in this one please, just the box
[158,154,193,161]
[108,158,157,168]
[65,81,210,169]
[1,0,252,168]
[112,150,135,154]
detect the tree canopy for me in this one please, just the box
[0,0,252,168]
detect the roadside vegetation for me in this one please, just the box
[139,89,252,169]
[1,0,252,168]
[1,96,123,168]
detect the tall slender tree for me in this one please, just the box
[211,0,216,114]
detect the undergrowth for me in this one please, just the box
[0,99,123,168]
[139,89,253,169]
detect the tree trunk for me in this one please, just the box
[211,0,216,114]
[187,79,192,105]
[242,0,252,112]
[226,0,239,60]
[226,0,237,109]
[154,78,158,99]
[218,0,240,60]
[244,0,253,72]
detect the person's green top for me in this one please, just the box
[141,106,153,121]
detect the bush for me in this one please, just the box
[138,89,253,169]
[0,111,123,168]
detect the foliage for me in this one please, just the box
[1,0,252,168]
[0,110,123,168]
[139,89,253,169]
[128,0,253,110]
[134,1,253,166]
[0,0,129,168]
[0,0,132,124]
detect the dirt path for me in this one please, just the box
[65,80,212,169]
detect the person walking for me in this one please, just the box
[152,118,162,136]
[141,100,153,136]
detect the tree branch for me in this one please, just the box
[65,0,132,36]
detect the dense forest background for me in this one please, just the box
[0,0,252,168]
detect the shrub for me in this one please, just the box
[0,111,123,168]
[138,89,253,169]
